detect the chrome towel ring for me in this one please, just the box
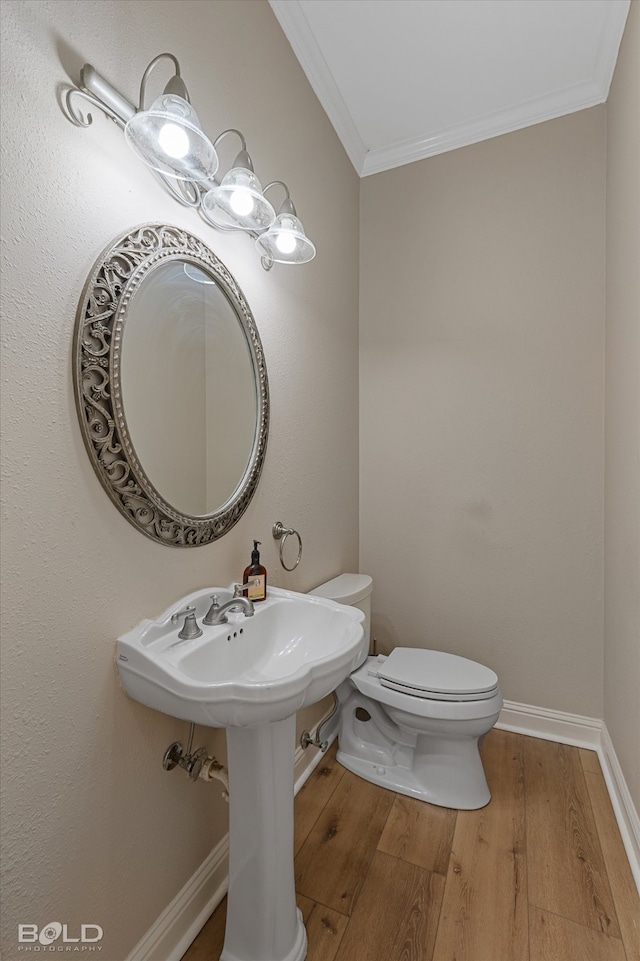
[272,521,303,571]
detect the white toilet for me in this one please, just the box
[310,574,503,810]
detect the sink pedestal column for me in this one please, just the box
[222,716,307,961]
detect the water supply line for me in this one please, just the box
[300,692,338,752]
[299,630,378,751]
[199,756,230,800]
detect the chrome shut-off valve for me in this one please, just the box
[163,741,207,780]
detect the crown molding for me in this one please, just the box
[270,0,630,179]
[593,0,631,97]
[361,79,605,176]
[269,0,367,174]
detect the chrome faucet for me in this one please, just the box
[203,584,256,626]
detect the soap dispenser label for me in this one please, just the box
[247,575,266,600]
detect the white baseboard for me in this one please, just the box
[129,702,639,959]
[497,699,640,894]
[126,834,229,961]
[496,698,603,749]
[599,722,640,893]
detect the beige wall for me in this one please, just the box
[0,2,359,958]
[604,0,640,814]
[2,0,638,955]
[360,107,606,717]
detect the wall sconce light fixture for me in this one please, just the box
[64,53,316,270]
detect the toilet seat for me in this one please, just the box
[370,649,499,702]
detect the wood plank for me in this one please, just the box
[529,905,626,961]
[297,894,348,961]
[525,737,620,938]
[378,793,457,875]
[295,742,346,855]
[334,850,445,961]
[580,748,602,775]
[182,730,638,961]
[583,769,640,960]
[432,729,529,961]
[295,769,395,916]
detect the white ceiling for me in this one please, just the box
[270,0,630,177]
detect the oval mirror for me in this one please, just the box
[73,224,269,546]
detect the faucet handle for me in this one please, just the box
[203,594,222,627]
[232,581,257,597]
[171,605,203,640]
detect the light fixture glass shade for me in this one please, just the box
[255,212,316,265]
[202,166,275,231]
[124,94,219,181]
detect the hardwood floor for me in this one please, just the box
[182,730,640,961]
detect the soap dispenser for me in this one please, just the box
[243,540,267,601]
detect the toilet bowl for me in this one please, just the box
[310,574,503,810]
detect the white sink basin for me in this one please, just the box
[117,586,366,727]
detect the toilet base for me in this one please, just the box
[336,742,491,809]
[336,687,497,809]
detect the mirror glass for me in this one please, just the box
[73,224,269,546]
[121,261,256,517]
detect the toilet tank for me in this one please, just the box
[309,574,373,649]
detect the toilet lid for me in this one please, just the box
[375,648,499,701]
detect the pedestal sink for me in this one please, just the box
[117,586,367,961]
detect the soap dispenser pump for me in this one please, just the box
[243,540,267,601]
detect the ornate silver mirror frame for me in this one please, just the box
[73,223,269,546]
